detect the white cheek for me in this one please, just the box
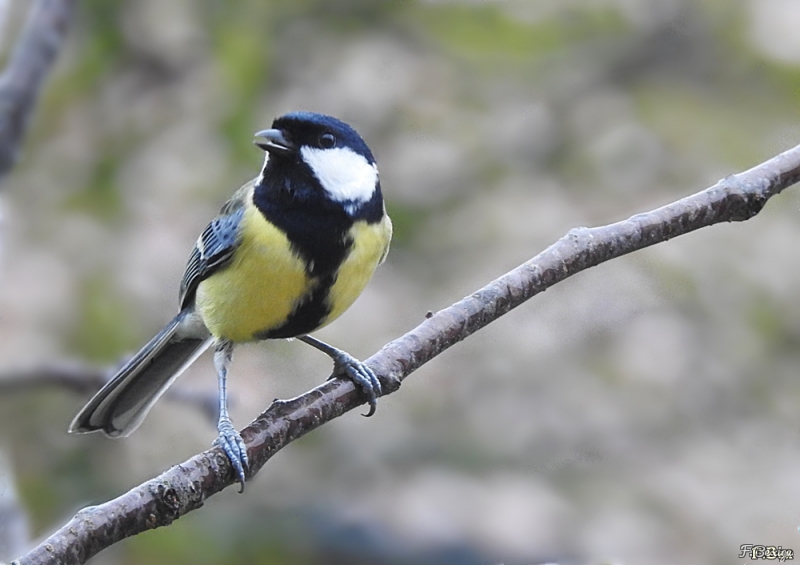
[255,153,270,185]
[301,146,378,203]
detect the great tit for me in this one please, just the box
[69,112,392,490]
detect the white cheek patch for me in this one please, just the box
[301,146,378,204]
[255,153,270,186]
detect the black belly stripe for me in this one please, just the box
[252,175,356,339]
[259,271,334,339]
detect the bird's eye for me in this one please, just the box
[319,133,336,149]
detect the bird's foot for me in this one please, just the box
[330,351,382,417]
[213,416,248,492]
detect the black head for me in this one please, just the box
[253,112,382,220]
[256,112,376,165]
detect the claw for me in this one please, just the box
[214,416,248,492]
[334,353,381,417]
[297,335,382,416]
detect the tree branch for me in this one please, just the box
[0,362,107,395]
[0,363,222,425]
[0,0,77,180]
[13,142,800,564]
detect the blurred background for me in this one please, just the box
[1,0,800,563]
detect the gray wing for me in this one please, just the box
[179,185,250,309]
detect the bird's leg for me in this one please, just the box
[298,335,381,417]
[212,339,248,491]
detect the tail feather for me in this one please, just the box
[69,311,212,437]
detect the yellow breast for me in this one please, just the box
[195,198,392,343]
[321,214,392,328]
[195,202,311,342]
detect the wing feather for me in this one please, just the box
[179,183,251,308]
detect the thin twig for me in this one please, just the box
[0,363,108,394]
[0,0,12,52]
[0,0,76,559]
[0,0,77,180]
[0,363,221,424]
[13,143,800,564]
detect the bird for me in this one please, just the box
[69,112,392,491]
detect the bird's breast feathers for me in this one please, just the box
[323,212,392,328]
[195,192,391,343]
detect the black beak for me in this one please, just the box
[254,128,295,155]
